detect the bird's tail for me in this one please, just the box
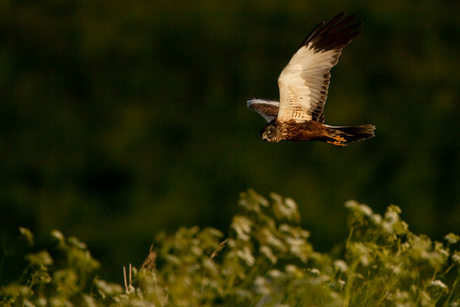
[326,124,376,146]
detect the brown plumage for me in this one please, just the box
[247,12,375,146]
[260,120,375,146]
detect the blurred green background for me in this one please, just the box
[1,0,459,283]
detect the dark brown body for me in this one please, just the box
[278,120,329,141]
[260,119,375,146]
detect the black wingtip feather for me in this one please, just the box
[298,12,362,53]
[300,22,325,48]
[316,12,348,37]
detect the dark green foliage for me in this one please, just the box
[1,191,459,306]
[1,230,101,306]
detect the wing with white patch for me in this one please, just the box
[247,98,279,123]
[277,12,362,123]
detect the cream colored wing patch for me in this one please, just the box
[277,12,361,123]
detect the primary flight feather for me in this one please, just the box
[247,12,375,146]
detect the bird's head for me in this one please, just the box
[260,121,280,143]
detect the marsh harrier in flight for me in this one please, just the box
[247,12,375,146]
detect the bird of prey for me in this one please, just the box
[247,12,375,146]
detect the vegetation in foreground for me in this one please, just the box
[1,190,459,306]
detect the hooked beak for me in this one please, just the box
[261,135,269,142]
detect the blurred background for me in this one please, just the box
[1,0,459,283]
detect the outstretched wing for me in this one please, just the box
[247,98,279,123]
[277,12,362,123]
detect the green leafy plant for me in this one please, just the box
[1,190,459,306]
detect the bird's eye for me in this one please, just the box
[267,131,272,135]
